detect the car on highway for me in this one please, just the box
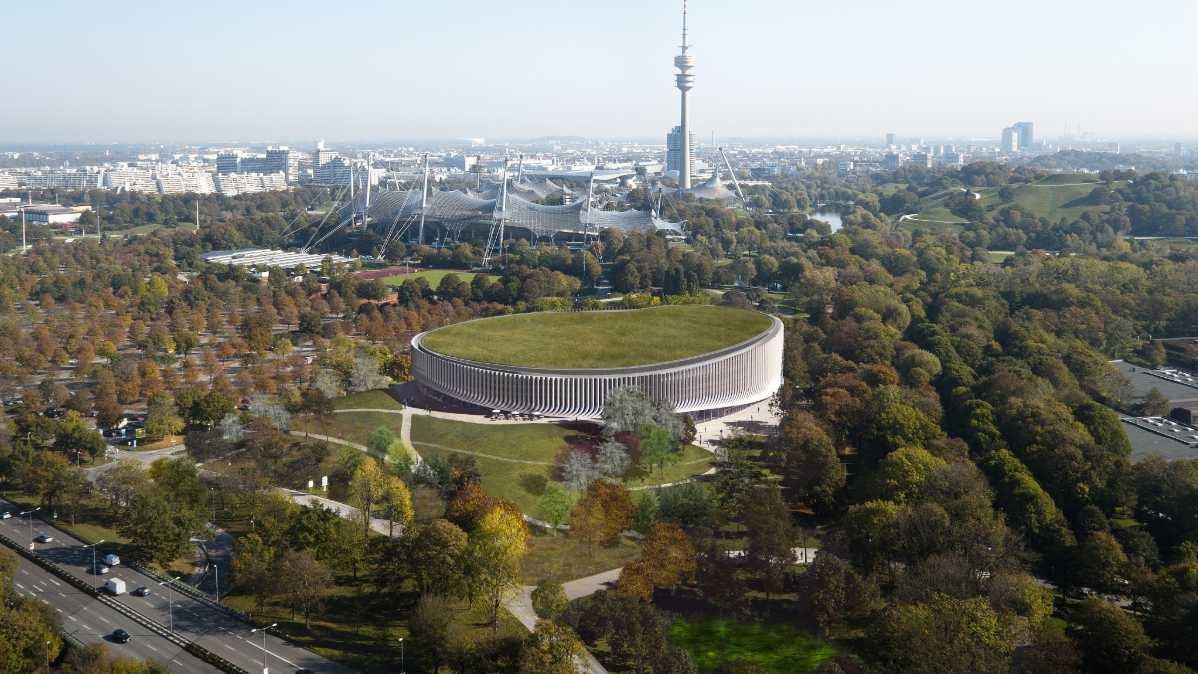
[132,586,150,597]
[34,534,54,543]
[90,563,110,575]
[0,511,11,519]
[111,629,130,643]
[103,553,121,566]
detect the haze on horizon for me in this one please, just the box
[5,0,1196,145]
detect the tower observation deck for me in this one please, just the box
[674,0,695,191]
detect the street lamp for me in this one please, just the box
[398,637,405,674]
[250,623,278,674]
[82,539,106,589]
[19,507,40,550]
[159,576,181,632]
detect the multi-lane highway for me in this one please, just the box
[8,548,222,674]
[1,499,357,674]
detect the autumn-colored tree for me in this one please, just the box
[570,481,634,548]
[279,549,333,628]
[617,523,696,600]
[447,481,497,530]
[379,474,414,538]
[468,506,530,627]
[349,459,386,538]
[518,621,585,674]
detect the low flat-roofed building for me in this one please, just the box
[24,204,91,225]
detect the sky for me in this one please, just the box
[4,0,1197,144]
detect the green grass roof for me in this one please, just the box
[420,305,773,369]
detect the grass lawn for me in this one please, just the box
[420,305,772,369]
[669,617,837,674]
[298,412,713,515]
[411,416,574,513]
[379,269,493,287]
[223,580,524,674]
[521,531,641,584]
[332,389,403,411]
[2,490,130,548]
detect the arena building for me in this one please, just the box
[410,306,783,420]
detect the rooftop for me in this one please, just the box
[419,305,773,369]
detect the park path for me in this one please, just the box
[276,488,402,538]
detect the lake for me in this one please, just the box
[809,210,843,232]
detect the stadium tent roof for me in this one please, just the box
[685,172,737,202]
[360,187,680,238]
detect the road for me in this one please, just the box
[0,499,357,674]
[8,551,222,674]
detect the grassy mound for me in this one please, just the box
[420,305,772,369]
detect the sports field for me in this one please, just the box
[419,305,772,369]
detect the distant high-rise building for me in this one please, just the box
[265,147,299,183]
[216,151,241,174]
[882,153,903,171]
[314,141,337,169]
[1001,126,1020,153]
[1013,122,1035,150]
[1175,143,1184,157]
[666,126,695,178]
[886,133,897,148]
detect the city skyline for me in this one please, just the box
[4,0,1197,144]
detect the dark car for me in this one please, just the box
[111,629,130,643]
[90,563,109,575]
[101,428,127,438]
[34,534,54,544]
[44,408,65,419]
[132,586,150,597]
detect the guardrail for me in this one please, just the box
[0,532,250,674]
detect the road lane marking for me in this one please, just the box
[97,616,111,625]
[67,615,77,622]
[145,644,160,653]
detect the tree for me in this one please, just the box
[469,506,530,627]
[602,388,683,441]
[519,621,585,674]
[349,353,390,392]
[1140,388,1171,417]
[95,460,149,510]
[868,446,947,504]
[348,459,386,537]
[640,426,680,477]
[656,482,719,532]
[770,412,845,515]
[144,392,184,441]
[119,493,198,567]
[408,596,454,672]
[408,519,470,597]
[0,597,62,674]
[379,474,414,537]
[743,483,796,598]
[278,549,333,628]
[532,580,569,621]
[1069,599,1151,674]
[233,533,278,614]
[869,593,1016,674]
[367,426,397,457]
[570,481,634,548]
[538,482,574,533]
[248,394,291,431]
[19,450,73,514]
[561,450,601,492]
[618,523,696,601]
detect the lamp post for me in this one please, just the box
[159,577,181,632]
[399,636,406,673]
[250,623,278,674]
[19,507,40,550]
[83,539,106,589]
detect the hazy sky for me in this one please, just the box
[5,0,1196,143]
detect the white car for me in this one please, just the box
[103,553,121,566]
[0,511,11,519]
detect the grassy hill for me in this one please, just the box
[904,176,1122,230]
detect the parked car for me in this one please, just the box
[34,534,53,544]
[111,629,130,643]
[44,408,65,419]
[132,586,150,597]
[103,553,121,566]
